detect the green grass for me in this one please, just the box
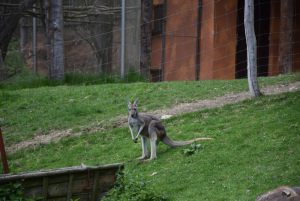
[5,90,300,201]
[0,69,146,90]
[1,74,299,146]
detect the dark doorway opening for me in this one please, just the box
[236,0,271,78]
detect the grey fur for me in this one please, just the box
[127,100,212,160]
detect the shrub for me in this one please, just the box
[103,171,168,201]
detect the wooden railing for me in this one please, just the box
[0,163,124,200]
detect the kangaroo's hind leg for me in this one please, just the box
[149,136,157,160]
[148,121,159,160]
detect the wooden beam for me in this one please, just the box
[42,177,49,200]
[0,163,124,183]
[91,172,100,201]
[66,174,74,201]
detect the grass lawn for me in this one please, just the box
[0,73,299,146]
[5,90,300,201]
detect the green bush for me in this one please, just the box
[0,183,33,201]
[182,143,202,156]
[103,171,168,201]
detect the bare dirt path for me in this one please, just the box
[7,81,300,153]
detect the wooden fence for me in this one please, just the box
[0,163,124,200]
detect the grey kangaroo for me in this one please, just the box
[128,100,212,160]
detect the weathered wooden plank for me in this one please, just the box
[47,182,68,197]
[42,177,48,201]
[98,173,117,191]
[0,164,123,200]
[23,177,43,188]
[66,174,74,201]
[92,171,100,201]
[24,185,43,199]
[22,174,116,198]
[0,163,123,183]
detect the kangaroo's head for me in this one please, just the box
[128,99,138,118]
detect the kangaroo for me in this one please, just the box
[127,100,213,160]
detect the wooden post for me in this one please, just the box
[91,172,100,201]
[0,128,9,174]
[66,174,74,201]
[42,177,49,200]
[244,0,261,97]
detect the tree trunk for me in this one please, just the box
[244,0,261,97]
[44,0,65,80]
[0,0,37,80]
[74,0,114,75]
[87,0,113,74]
[140,0,152,79]
[19,17,28,54]
[279,0,293,74]
[0,49,9,81]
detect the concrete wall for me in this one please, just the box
[163,0,198,81]
[293,0,300,72]
[151,35,162,69]
[199,0,215,80]
[269,0,300,74]
[199,0,236,80]
[212,0,237,79]
[150,0,299,81]
[268,0,280,76]
[156,0,237,81]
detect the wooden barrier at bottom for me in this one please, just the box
[0,163,124,201]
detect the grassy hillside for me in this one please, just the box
[0,74,299,146]
[5,90,300,201]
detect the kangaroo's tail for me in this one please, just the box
[161,135,213,148]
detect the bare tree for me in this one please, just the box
[88,0,114,74]
[72,0,114,74]
[279,0,294,74]
[140,0,152,79]
[43,0,65,80]
[0,0,37,80]
[244,0,261,97]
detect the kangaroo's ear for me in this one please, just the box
[127,100,132,108]
[133,98,138,106]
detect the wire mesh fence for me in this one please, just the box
[1,0,300,83]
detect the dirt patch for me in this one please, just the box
[7,81,300,153]
[152,81,300,117]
